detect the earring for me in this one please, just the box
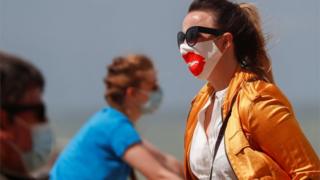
[240,57,249,68]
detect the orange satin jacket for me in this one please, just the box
[184,68,320,180]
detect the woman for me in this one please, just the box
[50,54,183,179]
[177,0,320,179]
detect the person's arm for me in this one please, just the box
[249,85,320,179]
[123,143,183,180]
[142,139,183,176]
[109,121,182,179]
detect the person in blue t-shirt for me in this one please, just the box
[50,54,183,180]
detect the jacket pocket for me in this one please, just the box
[229,130,277,179]
[228,130,289,179]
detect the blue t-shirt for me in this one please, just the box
[50,107,142,180]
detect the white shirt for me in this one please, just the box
[189,88,237,180]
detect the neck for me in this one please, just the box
[207,51,238,91]
[118,103,140,124]
[126,110,140,124]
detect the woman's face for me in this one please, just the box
[180,10,226,79]
[125,68,158,120]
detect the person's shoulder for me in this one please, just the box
[89,107,126,121]
[241,80,291,106]
[96,107,131,126]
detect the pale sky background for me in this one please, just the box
[0,0,319,155]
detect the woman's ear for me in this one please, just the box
[125,87,136,98]
[222,32,233,49]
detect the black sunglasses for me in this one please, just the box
[1,103,46,122]
[177,26,225,48]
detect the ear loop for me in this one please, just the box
[215,33,235,59]
[217,33,251,70]
[214,34,228,52]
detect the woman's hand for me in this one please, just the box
[142,139,183,177]
[163,154,184,177]
[123,143,183,180]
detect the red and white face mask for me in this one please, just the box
[179,40,222,80]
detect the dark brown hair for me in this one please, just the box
[104,54,154,108]
[0,51,45,105]
[189,0,274,82]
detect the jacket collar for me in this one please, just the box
[205,66,258,118]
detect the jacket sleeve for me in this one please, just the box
[248,84,320,179]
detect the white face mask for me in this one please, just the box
[179,40,222,80]
[21,123,54,172]
[139,88,163,114]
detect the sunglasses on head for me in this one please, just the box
[177,26,225,48]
